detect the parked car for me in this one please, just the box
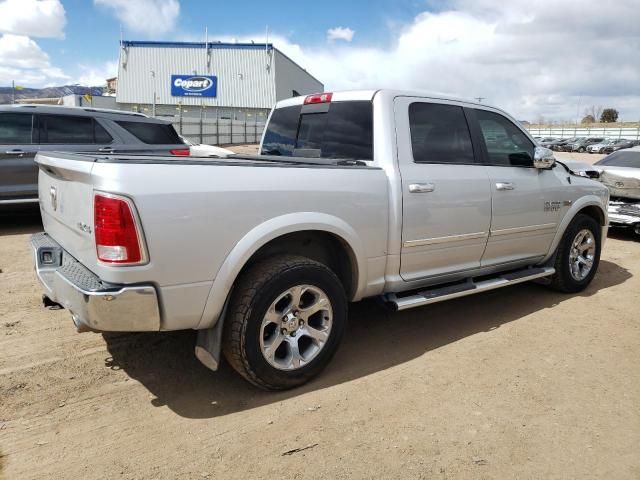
[179,135,234,157]
[587,139,616,154]
[31,90,609,390]
[538,137,557,147]
[564,137,605,153]
[547,137,576,151]
[602,139,635,154]
[0,105,189,205]
[594,148,640,235]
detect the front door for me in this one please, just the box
[395,98,492,281]
[468,108,564,266]
[0,112,39,201]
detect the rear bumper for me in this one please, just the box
[608,201,640,227]
[31,232,161,332]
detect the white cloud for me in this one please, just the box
[75,60,118,87]
[327,26,354,42]
[0,33,69,85]
[270,0,640,122]
[0,0,66,39]
[94,0,180,37]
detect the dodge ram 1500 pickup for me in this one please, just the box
[32,90,609,390]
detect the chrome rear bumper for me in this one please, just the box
[31,232,161,332]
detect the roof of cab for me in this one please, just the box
[274,89,488,109]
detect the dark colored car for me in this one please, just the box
[548,137,577,151]
[0,104,188,204]
[563,137,605,153]
[603,139,640,154]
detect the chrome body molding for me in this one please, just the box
[403,231,488,248]
[0,197,39,204]
[490,223,557,237]
[31,233,160,332]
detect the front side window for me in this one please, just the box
[0,113,33,144]
[475,110,534,166]
[409,103,475,164]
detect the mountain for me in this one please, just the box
[0,85,105,104]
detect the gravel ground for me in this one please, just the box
[1,148,639,479]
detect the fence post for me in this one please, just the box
[215,117,219,145]
[199,104,204,144]
[230,117,233,145]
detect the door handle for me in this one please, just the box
[409,183,435,193]
[5,149,24,156]
[495,182,515,191]
[98,147,114,153]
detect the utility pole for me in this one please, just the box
[12,80,15,104]
[150,70,156,117]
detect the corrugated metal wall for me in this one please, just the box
[274,51,324,101]
[117,44,277,108]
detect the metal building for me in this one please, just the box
[116,40,323,123]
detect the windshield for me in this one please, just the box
[595,151,640,168]
[261,101,373,160]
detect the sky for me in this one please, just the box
[0,0,639,122]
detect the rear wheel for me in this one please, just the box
[222,255,347,390]
[578,146,586,153]
[549,214,601,293]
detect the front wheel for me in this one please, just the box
[549,214,601,293]
[222,255,347,390]
[578,147,586,153]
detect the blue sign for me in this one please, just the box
[171,75,217,97]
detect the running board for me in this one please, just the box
[385,267,555,311]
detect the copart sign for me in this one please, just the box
[171,75,217,97]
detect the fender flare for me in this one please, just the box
[542,195,607,263]
[196,212,368,329]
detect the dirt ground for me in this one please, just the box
[1,149,639,479]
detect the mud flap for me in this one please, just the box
[194,294,230,371]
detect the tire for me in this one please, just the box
[578,147,586,153]
[222,254,347,390]
[549,214,601,293]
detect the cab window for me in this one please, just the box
[475,110,534,167]
[0,113,33,144]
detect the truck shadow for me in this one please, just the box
[102,258,631,419]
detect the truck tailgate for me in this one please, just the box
[36,153,98,269]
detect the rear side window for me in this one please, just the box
[116,120,182,144]
[261,101,373,160]
[0,113,33,144]
[409,103,475,164]
[475,110,534,167]
[39,115,113,144]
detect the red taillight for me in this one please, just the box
[170,148,190,156]
[94,193,144,264]
[304,92,333,105]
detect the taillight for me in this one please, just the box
[170,148,190,156]
[304,92,333,105]
[94,193,145,264]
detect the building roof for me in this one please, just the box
[121,40,273,50]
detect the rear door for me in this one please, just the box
[467,108,565,266]
[0,112,39,201]
[395,97,492,281]
[37,114,115,155]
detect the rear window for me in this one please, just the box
[261,101,373,160]
[595,151,640,168]
[117,120,182,145]
[0,113,33,144]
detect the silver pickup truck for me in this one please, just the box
[32,90,609,390]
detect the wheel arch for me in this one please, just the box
[196,213,367,329]
[543,197,607,263]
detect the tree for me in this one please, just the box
[600,108,619,123]
[584,105,603,122]
[581,114,595,124]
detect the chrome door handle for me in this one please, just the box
[5,149,24,155]
[495,182,515,191]
[409,183,435,193]
[98,147,114,152]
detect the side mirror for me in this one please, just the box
[533,146,555,169]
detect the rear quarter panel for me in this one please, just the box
[90,161,389,329]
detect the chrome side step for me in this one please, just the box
[385,267,555,311]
